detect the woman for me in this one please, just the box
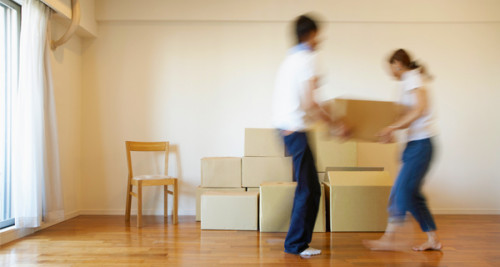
[366,49,442,251]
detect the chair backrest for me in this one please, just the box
[125,141,169,179]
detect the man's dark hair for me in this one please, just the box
[295,15,318,44]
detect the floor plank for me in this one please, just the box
[1,215,499,266]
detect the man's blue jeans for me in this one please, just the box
[388,138,437,232]
[281,131,321,254]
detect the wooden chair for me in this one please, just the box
[125,141,178,227]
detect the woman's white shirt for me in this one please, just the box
[400,69,437,141]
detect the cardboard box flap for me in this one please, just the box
[201,157,241,160]
[202,191,258,197]
[325,167,385,183]
[327,171,393,186]
[260,182,296,187]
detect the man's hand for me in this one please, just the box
[328,119,352,141]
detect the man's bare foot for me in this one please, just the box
[412,241,442,251]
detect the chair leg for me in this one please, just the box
[125,183,132,221]
[173,179,178,224]
[137,181,143,228]
[164,185,168,218]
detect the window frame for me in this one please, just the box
[0,0,21,230]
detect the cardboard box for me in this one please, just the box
[308,124,358,172]
[201,191,259,230]
[324,167,385,183]
[357,142,401,179]
[244,128,285,157]
[201,157,242,188]
[324,171,393,232]
[241,157,293,187]
[259,182,325,233]
[323,98,399,142]
[318,173,326,182]
[195,186,246,221]
[246,187,260,192]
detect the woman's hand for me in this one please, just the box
[377,127,395,143]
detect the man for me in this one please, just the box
[272,15,346,256]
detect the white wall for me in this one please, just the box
[80,0,500,215]
[50,21,83,219]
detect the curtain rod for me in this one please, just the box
[50,0,80,50]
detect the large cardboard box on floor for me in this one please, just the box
[201,157,242,188]
[308,123,358,172]
[357,142,401,179]
[244,128,285,157]
[201,191,259,230]
[241,157,293,187]
[195,186,246,221]
[322,98,399,142]
[324,167,385,183]
[324,171,392,232]
[259,182,326,233]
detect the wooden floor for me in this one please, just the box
[0,215,499,266]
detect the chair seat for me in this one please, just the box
[133,175,174,180]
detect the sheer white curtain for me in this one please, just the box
[12,0,63,228]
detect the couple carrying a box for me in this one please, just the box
[272,15,441,256]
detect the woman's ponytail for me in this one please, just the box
[410,60,432,80]
[389,49,433,80]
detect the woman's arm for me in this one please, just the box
[378,88,428,143]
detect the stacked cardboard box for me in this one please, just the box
[242,128,293,187]
[198,128,294,229]
[195,187,245,221]
[196,157,244,221]
[357,142,401,179]
[199,97,402,232]
[308,123,358,173]
[260,182,325,232]
[201,191,259,230]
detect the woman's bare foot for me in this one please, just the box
[413,231,442,251]
[412,241,442,251]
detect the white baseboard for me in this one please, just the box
[79,208,500,216]
[0,227,35,246]
[0,209,82,246]
[79,209,196,216]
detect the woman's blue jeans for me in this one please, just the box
[388,138,437,232]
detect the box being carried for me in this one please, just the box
[323,98,399,142]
